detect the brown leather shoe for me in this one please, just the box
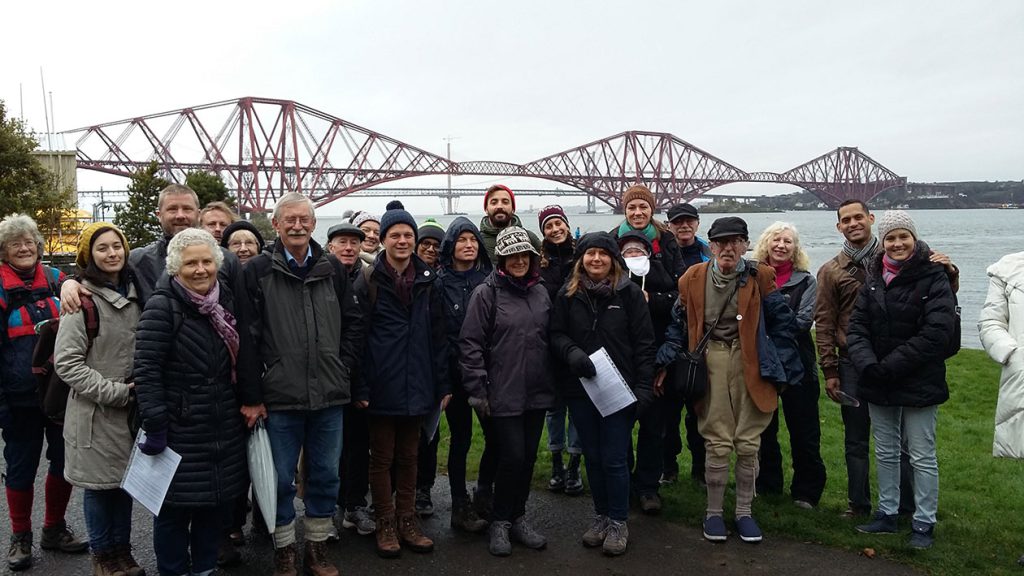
[272,543,298,576]
[113,545,145,576]
[398,515,434,553]
[375,515,401,559]
[303,541,338,576]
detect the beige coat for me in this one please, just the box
[55,280,141,489]
[979,252,1024,459]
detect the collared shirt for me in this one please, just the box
[283,244,313,267]
[284,244,314,279]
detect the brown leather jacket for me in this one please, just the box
[678,261,779,413]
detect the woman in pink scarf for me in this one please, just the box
[133,228,252,576]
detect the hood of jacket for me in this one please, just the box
[988,251,1024,287]
[440,216,493,273]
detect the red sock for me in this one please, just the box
[43,473,72,529]
[6,487,34,534]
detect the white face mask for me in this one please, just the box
[624,255,650,277]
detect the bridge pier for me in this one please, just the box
[586,194,597,214]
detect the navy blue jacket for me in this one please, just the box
[353,254,450,416]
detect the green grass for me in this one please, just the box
[435,349,1021,576]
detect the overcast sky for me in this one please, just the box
[2,0,1022,215]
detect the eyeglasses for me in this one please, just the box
[281,216,313,226]
[7,240,36,250]
[419,241,440,252]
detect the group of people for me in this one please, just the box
[0,178,1004,576]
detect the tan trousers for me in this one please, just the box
[698,340,774,460]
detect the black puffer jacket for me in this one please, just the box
[134,275,249,507]
[847,242,957,407]
[549,232,656,402]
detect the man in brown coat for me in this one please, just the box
[676,216,797,544]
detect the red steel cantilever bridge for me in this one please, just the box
[63,97,907,212]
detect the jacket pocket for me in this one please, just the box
[77,402,96,449]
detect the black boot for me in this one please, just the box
[565,454,584,495]
[548,451,565,492]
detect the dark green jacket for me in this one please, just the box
[242,240,364,410]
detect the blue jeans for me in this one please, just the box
[83,489,133,553]
[153,504,227,576]
[868,403,939,525]
[567,397,634,522]
[545,406,581,455]
[265,406,344,526]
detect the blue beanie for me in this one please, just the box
[379,208,418,241]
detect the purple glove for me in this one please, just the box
[138,428,168,455]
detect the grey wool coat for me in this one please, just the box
[55,280,141,490]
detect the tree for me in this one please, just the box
[186,171,233,208]
[249,211,277,244]
[114,162,169,247]
[0,100,53,218]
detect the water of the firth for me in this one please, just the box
[316,208,1024,350]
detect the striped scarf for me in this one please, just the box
[843,236,879,265]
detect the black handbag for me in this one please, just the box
[672,280,741,402]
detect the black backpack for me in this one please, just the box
[32,295,100,424]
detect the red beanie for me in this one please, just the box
[484,184,516,212]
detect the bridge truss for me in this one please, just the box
[64,97,906,211]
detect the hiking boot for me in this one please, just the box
[342,506,376,536]
[303,540,339,576]
[375,515,401,559]
[602,519,628,556]
[451,500,488,534]
[735,516,763,543]
[272,543,298,576]
[564,454,584,495]
[112,544,145,576]
[639,493,662,515]
[473,488,494,521]
[415,488,434,517]
[217,536,242,567]
[702,515,728,542]
[548,451,565,492]
[909,520,935,549]
[7,532,32,571]
[488,521,512,557]
[40,522,88,553]
[92,550,127,576]
[510,516,546,549]
[398,515,434,553]
[581,515,608,547]
[856,511,899,534]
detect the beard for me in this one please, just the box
[489,210,511,227]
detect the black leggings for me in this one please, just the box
[490,410,546,522]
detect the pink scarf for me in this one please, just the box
[881,252,912,286]
[174,278,239,382]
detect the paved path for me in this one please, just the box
[1,467,918,576]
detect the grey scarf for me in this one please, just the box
[710,258,745,289]
[843,235,879,265]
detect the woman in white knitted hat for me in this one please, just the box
[847,210,958,549]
